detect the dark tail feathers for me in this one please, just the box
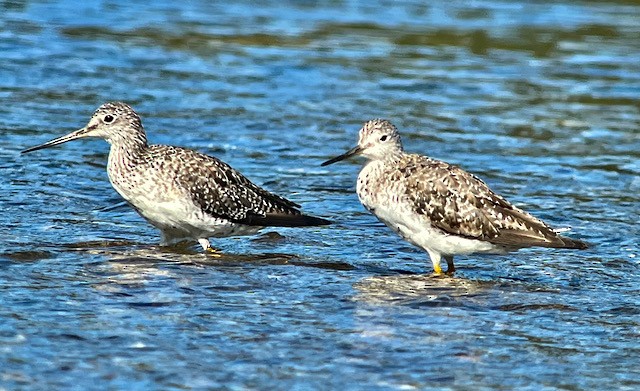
[241,213,331,227]
[554,235,589,250]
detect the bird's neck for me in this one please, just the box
[362,148,405,165]
[108,132,148,159]
[379,149,405,164]
[106,135,149,177]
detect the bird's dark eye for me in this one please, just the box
[379,135,388,142]
[103,114,114,123]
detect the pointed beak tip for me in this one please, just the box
[20,127,88,155]
[321,155,346,167]
[320,159,333,167]
[21,144,50,155]
[321,145,362,167]
[21,145,42,154]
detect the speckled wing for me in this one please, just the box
[150,146,328,227]
[402,155,583,249]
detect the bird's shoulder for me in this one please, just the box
[144,145,302,221]
[399,154,510,208]
[144,145,231,174]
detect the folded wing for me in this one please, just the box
[157,146,330,227]
[403,156,586,249]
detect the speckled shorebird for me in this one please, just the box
[22,102,330,251]
[322,119,587,274]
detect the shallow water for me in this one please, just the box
[1,0,639,389]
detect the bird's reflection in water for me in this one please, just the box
[352,273,497,307]
[56,239,354,290]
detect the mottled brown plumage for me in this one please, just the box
[400,155,585,249]
[322,119,586,274]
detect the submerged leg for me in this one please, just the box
[426,249,444,274]
[444,255,455,274]
[160,230,186,247]
[198,238,222,257]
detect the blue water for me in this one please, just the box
[1,0,639,389]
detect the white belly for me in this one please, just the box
[371,203,499,256]
[109,174,261,241]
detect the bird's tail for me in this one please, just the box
[554,235,589,250]
[243,213,331,227]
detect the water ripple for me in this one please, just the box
[1,0,639,389]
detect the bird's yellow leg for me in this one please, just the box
[428,250,445,275]
[206,247,223,258]
[198,238,222,258]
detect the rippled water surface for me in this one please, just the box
[1,0,639,389]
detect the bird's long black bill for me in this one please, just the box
[21,128,87,154]
[321,146,362,166]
